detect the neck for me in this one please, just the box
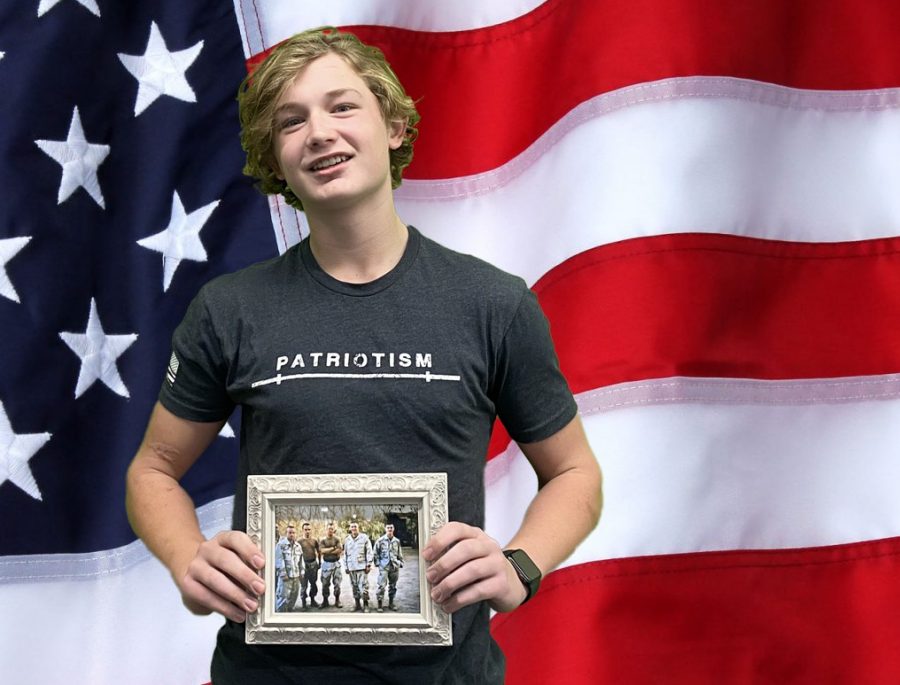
[305,191,408,284]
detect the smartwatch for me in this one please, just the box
[503,549,542,604]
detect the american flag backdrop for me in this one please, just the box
[2,1,900,683]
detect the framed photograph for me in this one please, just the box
[246,472,451,646]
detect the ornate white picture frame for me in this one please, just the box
[246,472,451,646]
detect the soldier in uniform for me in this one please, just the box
[318,522,343,608]
[274,524,301,611]
[343,521,373,612]
[373,523,404,612]
[298,522,321,609]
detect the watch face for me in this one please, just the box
[506,549,540,582]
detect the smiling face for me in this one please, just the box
[271,53,405,214]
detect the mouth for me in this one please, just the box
[308,154,352,172]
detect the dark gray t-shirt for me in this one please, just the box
[159,226,576,684]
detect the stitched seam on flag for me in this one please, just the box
[0,499,234,582]
[577,394,900,413]
[236,1,250,55]
[271,190,289,248]
[581,377,900,394]
[395,78,900,201]
[250,0,264,47]
[572,376,900,411]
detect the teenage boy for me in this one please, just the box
[126,27,601,684]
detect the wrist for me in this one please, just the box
[503,548,542,605]
[168,538,204,584]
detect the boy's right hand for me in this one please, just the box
[174,530,265,623]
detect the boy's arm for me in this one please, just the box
[423,414,601,613]
[125,401,265,623]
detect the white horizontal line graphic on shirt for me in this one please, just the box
[250,371,462,388]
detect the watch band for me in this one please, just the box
[503,548,541,604]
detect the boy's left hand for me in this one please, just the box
[423,522,527,613]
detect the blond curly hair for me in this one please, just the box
[238,27,420,211]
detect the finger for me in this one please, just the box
[438,575,509,614]
[216,530,266,570]
[422,522,477,561]
[181,575,250,623]
[187,557,260,613]
[430,555,497,604]
[199,541,265,595]
[426,537,494,585]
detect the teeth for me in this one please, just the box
[311,155,349,171]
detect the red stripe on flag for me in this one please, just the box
[247,0,900,179]
[492,536,900,684]
[538,232,900,392]
[485,232,900,458]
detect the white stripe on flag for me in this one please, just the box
[486,378,900,566]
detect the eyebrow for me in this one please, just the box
[325,88,363,99]
[275,88,364,113]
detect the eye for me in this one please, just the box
[278,116,304,130]
[333,103,356,113]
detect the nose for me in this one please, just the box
[306,109,335,147]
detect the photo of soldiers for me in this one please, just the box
[272,503,420,615]
[319,522,343,608]
[298,522,321,610]
[374,524,404,612]
[344,521,373,612]
[274,525,301,612]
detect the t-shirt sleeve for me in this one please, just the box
[158,286,234,422]
[491,287,578,443]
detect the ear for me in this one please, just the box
[387,118,406,150]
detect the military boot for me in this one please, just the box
[321,596,329,608]
[354,598,362,612]
[363,599,369,613]
[377,599,384,613]
[389,599,398,611]
[334,593,343,608]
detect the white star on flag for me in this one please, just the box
[137,191,219,291]
[59,298,138,399]
[35,107,110,209]
[37,0,100,18]
[0,237,31,304]
[118,21,204,116]
[0,400,51,501]
[219,422,235,439]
